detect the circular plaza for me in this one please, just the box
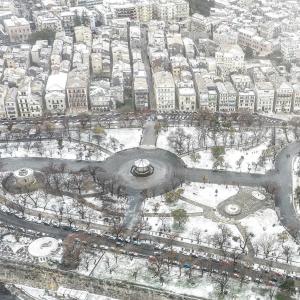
[101,147,186,196]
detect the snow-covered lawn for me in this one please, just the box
[241,208,300,264]
[182,143,274,174]
[144,195,203,214]
[156,126,270,154]
[0,140,108,161]
[182,182,239,208]
[105,128,142,151]
[1,189,103,224]
[147,215,242,248]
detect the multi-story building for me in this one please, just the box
[259,22,281,39]
[281,36,300,62]
[0,84,8,118]
[36,13,62,32]
[66,69,89,113]
[17,77,43,118]
[60,11,75,35]
[153,71,175,111]
[238,28,272,56]
[177,80,196,111]
[155,0,189,21]
[154,0,176,21]
[274,82,293,113]
[170,55,189,80]
[91,53,103,76]
[74,26,92,47]
[255,81,275,112]
[214,25,238,46]
[182,37,195,59]
[5,87,18,119]
[136,1,153,23]
[194,74,217,112]
[293,84,300,112]
[216,81,237,112]
[45,73,68,114]
[167,33,184,57]
[134,77,149,111]
[111,2,137,19]
[77,0,102,9]
[237,89,256,112]
[4,16,31,43]
[215,45,244,78]
[89,81,116,112]
[231,74,252,92]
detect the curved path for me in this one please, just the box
[274,141,300,237]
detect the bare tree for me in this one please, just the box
[212,224,232,253]
[213,272,229,295]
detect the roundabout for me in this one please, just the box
[101,147,186,196]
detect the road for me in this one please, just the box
[141,26,156,110]
[141,121,157,146]
[0,157,95,173]
[274,141,300,238]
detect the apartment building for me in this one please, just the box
[66,69,89,113]
[274,82,293,113]
[4,16,31,43]
[237,89,256,112]
[216,81,237,112]
[153,71,175,111]
[255,81,275,112]
[177,80,197,111]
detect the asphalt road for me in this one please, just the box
[274,141,300,238]
[0,157,95,173]
[141,121,157,146]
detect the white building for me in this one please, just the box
[237,89,256,112]
[274,82,293,113]
[66,69,89,113]
[134,76,149,111]
[45,73,68,113]
[136,1,153,23]
[215,44,244,78]
[36,13,62,32]
[0,84,8,118]
[194,74,218,112]
[214,25,238,46]
[293,84,300,112]
[281,36,300,62]
[216,81,237,112]
[89,81,116,112]
[17,77,43,118]
[238,28,272,56]
[91,53,103,76]
[177,80,196,111]
[5,87,18,119]
[74,26,92,47]
[255,81,275,112]
[155,0,189,21]
[153,71,175,111]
